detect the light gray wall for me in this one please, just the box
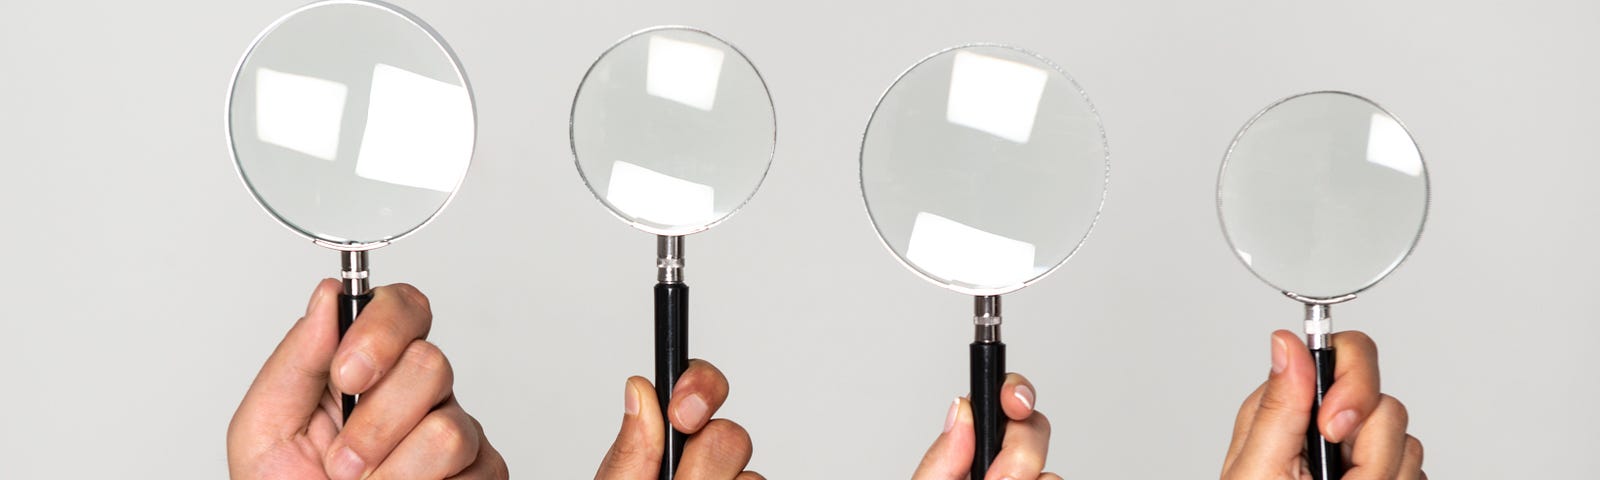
[2,0,1595,478]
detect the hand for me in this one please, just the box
[595,359,762,479]
[913,373,1060,480]
[1222,330,1425,480]
[227,279,508,480]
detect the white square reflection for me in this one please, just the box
[1365,113,1422,177]
[905,212,1035,287]
[946,51,1049,144]
[354,64,473,193]
[255,68,348,161]
[606,161,715,226]
[646,35,726,111]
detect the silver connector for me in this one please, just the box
[974,295,1001,344]
[657,235,684,284]
[340,250,371,296]
[1304,303,1332,349]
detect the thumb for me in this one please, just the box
[229,279,342,448]
[595,376,666,480]
[912,397,975,480]
[1231,330,1317,475]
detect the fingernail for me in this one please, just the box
[676,394,708,430]
[1329,409,1359,440]
[337,351,377,395]
[1270,335,1287,374]
[943,397,960,433]
[1014,384,1035,413]
[624,382,640,416]
[327,445,365,480]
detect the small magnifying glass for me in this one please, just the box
[860,45,1108,479]
[1217,91,1429,480]
[569,26,775,479]
[226,0,475,422]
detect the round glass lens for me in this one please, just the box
[228,0,474,247]
[1218,91,1428,299]
[570,27,776,236]
[861,45,1108,295]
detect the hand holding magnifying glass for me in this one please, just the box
[571,26,776,479]
[226,0,475,422]
[861,45,1108,479]
[1217,91,1429,480]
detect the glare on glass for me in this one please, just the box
[570,27,776,236]
[227,0,475,247]
[1217,91,1429,300]
[861,46,1108,295]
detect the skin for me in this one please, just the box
[227,279,507,480]
[1222,330,1426,480]
[912,373,1062,480]
[595,359,763,479]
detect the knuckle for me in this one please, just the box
[700,419,753,458]
[403,340,454,381]
[390,283,433,317]
[1381,394,1410,425]
[1405,434,1425,460]
[421,413,473,456]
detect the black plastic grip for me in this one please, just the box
[970,341,1006,480]
[337,292,371,422]
[1307,347,1346,480]
[655,282,689,480]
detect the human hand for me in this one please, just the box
[913,373,1060,480]
[1221,330,1424,480]
[595,359,762,479]
[227,279,508,479]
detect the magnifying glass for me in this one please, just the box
[226,0,475,422]
[860,45,1108,479]
[569,26,775,479]
[1217,91,1428,480]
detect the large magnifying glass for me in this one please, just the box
[570,26,776,479]
[226,0,475,422]
[860,45,1108,479]
[1217,91,1429,480]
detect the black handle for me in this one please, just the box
[655,282,689,480]
[1307,347,1346,480]
[337,292,371,423]
[970,341,1006,480]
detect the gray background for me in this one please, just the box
[1,0,1595,478]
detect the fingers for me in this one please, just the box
[1318,331,1382,442]
[669,359,731,435]
[595,376,667,480]
[324,339,455,480]
[447,421,510,480]
[674,419,754,479]
[733,472,767,480]
[1230,330,1317,475]
[331,284,435,396]
[984,411,1051,480]
[1039,474,1064,480]
[229,279,342,446]
[1397,435,1425,480]
[1343,394,1411,480]
[367,398,478,479]
[1221,382,1267,474]
[912,398,975,480]
[1001,373,1037,421]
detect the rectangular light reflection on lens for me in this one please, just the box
[945,51,1048,144]
[1365,113,1422,177]
[606,161,715,226]
[354,64,474,193]
[255,68,348,161]
[646,35,726,111]
[905,212,1035,287]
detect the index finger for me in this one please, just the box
[331,283,435,396]
[1318,331,1381,443]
